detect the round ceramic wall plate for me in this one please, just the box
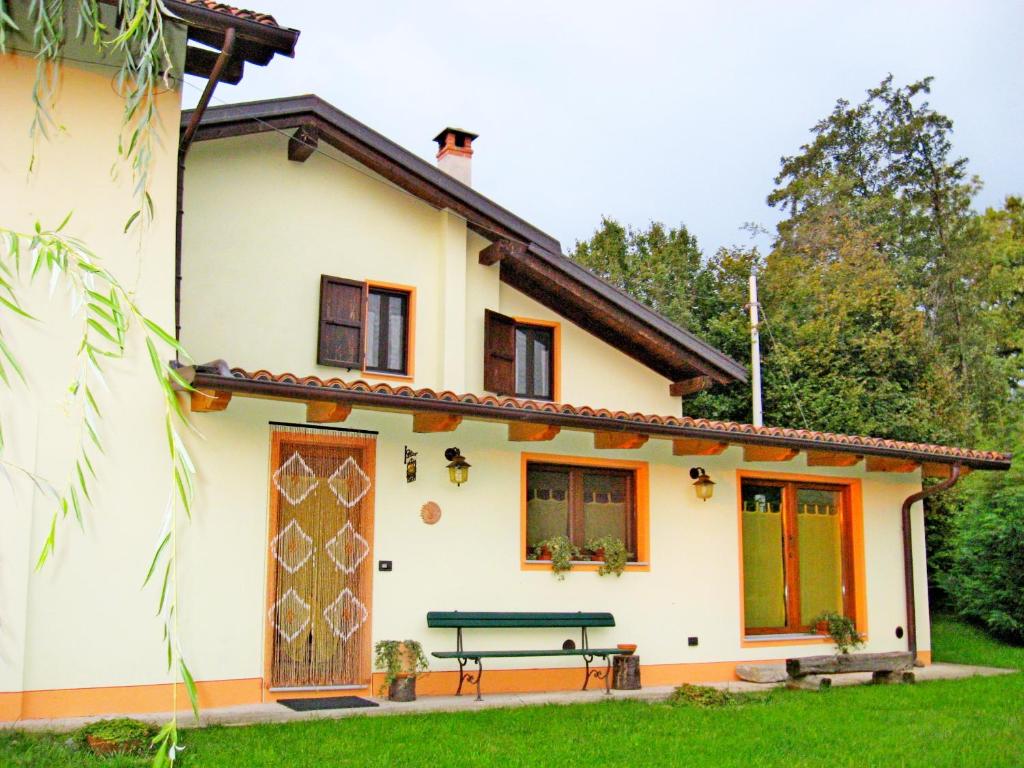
[420,501,441,525]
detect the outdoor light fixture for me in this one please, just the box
[689,467,715,501]
[445,447,471,486]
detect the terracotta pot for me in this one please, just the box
[815,620,829,635]
[537,547,552,561]
[388,675,417,702]
[616,643,637,654]
[592,548,606,562]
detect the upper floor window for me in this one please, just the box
[484,310,557,400]
[318,275,412,376]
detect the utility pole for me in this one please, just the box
[749,272,763,427]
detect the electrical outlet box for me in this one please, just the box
[378,560,393,572]
[687,636,699,647]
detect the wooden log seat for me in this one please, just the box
[786,651,915,687]
[426,611,623,701]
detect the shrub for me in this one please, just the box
[668,684,735,708]
[940,449,1024,644]
[77,718,154,755]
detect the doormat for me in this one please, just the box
[278,696,380,712]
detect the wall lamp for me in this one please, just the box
[445,447,471,486]
[689,467,715,502]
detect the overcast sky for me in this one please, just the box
[185,1,1023,255]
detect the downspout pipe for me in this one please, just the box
[176,27,237,343]
[901,464,962,662]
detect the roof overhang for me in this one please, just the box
[180,96,747,387]
[179,363,1012,473]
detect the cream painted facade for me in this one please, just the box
[2,35,935,722]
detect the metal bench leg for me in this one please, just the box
[583,655,611,694]
[456,657,467,696]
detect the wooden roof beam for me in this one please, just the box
[922,462,971,479]
[413,413,462,433]
[508,423,560,442]
[190,388,232,413]
[288,124,319,162]
[806,450,862,467]
[479,239,527,267]
[594,432,649,450]
[669,376,712,398]
[866,456,919,473]
[306,401,352,423]
[184,45,245,85]
[744,445,799,462]
[673,438,727,456]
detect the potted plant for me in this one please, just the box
[374,639,430,701]
[809,611,864,655]
[78,718,155,756]
[534,535,580,580]
[585,536,631,577]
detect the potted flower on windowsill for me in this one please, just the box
[586,536,631,577]
[809,611,864,655]
[533,535,580,580]
[375,640,430,701]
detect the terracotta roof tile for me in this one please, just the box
[176,0,280,27]
[211,367,1010,467]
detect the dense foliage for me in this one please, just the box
[571,76,1021,614]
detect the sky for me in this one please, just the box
[185,0,1024,256]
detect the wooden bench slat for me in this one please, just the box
[432,648,621,659]
[427,611,615,628]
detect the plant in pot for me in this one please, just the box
[809,611,864,655]
[375,639,430,701]
[533,535,580,580]
[586,536,631,577]
[77,718,155,756]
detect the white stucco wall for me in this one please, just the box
[0,30,186,715]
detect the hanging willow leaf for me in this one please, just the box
[179,658,200,720]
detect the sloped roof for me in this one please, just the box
[182,95,747,387]
[185,364,1012,471]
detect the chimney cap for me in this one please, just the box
[433,127,479,149]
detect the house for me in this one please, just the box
[0,2,1011,721]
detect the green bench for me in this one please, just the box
[426,611,620,701]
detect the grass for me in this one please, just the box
[3,617,1021,767]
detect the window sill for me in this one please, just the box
[740,633,836,648]
[522,559,649,573]
[362,369,413,382]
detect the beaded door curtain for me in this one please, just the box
[267,424,376,689]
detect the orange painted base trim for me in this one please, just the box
[2,652,933,721]
[0,678,261,722]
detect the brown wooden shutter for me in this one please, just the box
[318,275,366,368]
[484,309,516,395]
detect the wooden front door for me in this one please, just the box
[266,428,375,690]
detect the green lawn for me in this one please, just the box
[4,617,1022,767]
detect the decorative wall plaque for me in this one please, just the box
[420,501,441,525]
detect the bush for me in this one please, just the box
[940,449,1024,644]
[668,684,735,708]
[78,718,154,755]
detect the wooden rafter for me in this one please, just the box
[594,432,649,450]
[672,438,727,456]
[288,124,318,162]
[865,456,919,473]
[413,413,462,433]
[306,401,352,423]
[806,450,861,467]
[190,388,231,413]
[669,376,712,398]
[922,462,970,479]
[743,445,799,462]
[479,239,527,266]
[508,423,560,442]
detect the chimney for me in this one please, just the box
[433,127,478,186]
